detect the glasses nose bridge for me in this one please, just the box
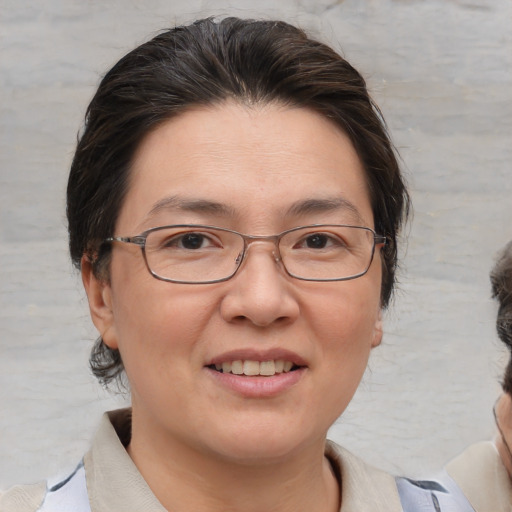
[238,233,283,265]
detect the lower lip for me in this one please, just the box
[205,367,306,398]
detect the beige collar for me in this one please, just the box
[84,409,401,512]
[325,441,403,512]
[84,409,167,512]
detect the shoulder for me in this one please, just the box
[326,440,476,512]
[0,410,131,512]
[0,482,46,512]
[446,441,512,512]
[396,474,476,512]
[0,461,90,512]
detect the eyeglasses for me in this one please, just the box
[105,224,386,284]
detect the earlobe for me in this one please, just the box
[371,309,383,348]
[81,255,119,350]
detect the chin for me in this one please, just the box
[213,441,304,466]
[203,419,324,465]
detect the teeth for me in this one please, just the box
[259,360,275,376]
[213,359,296,376]
[243,360,260,376]
[231,360,243,375]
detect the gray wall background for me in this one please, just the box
[1,0,511,488]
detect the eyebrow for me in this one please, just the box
[285,197,365,223]
[146,196,236,219]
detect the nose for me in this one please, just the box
[220,243,300,327]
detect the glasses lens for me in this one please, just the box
[144,226,244,283]
[279,225,375,281]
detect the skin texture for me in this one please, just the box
[82,102,384,512]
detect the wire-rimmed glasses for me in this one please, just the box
[105,224,386,284]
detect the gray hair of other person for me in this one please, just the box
[491,240,512,394]
[66,17,410,387]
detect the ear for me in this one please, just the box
[371,309,383,349]
[81,255,119,350]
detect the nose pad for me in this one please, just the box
[234,244,283,274]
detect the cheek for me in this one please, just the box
[308,281,380,347]
[312,287,379,414]
[109,273,220,376]
[306,280,381,395]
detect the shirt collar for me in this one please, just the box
[84,409,402,512]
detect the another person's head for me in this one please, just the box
[491,240,512,394]
[67,17,409,460]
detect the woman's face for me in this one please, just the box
[84,102,383,463]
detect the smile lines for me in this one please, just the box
[211,360,298,376]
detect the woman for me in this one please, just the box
[0,17,473,512]
[443,241,512,511]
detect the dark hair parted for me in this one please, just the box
[67,17,410,387]
[490,241,512,394]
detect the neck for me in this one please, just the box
[127,411,340,512]
[494,393,512,479]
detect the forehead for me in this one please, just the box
[118,102,373,233]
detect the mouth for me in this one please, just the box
[207,360,302,377]
[205,351,307,396]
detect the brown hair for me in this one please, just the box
[67,17,410,387]
[490,241,512,394]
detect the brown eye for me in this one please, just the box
[304,234,329,249]
[160,232,216,250]
[294,232,345,250]
[179,233,206,250]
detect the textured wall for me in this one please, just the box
[1,0,511,488]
